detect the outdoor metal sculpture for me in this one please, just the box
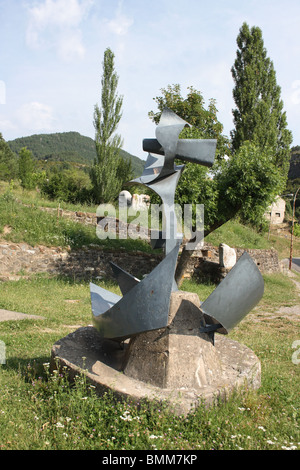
[90,108,264,341]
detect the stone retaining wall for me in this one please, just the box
[0,240,280,283]
[0,241,162,281]
[184,245,280,283]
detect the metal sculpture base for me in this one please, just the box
[51,291,261,416]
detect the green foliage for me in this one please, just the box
[288,146,300,180]
[149,85,286,232]
[293,223,300,238]
[7,132,144,178]
[0,133,18,180]
[18,147,37,190]
[8,132,96,164]
[149,85,232,231]
[149,84,230,161]
[40,168,93,204]
[215,141,286,229]
[231,23,292,176]
[90,48,132,204]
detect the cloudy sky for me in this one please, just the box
[1,0,300,160]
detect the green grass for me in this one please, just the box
[206,219,271,249]
[0,181,299,450]
[0,191,154,253]
[0,273,299,450]
[1,180,300,258]
[206,218,300,259]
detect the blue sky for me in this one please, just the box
[1,0,300,160]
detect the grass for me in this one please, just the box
[0,273,299,450]
[0,180,299,450]
[206,218,300,260]
[2,180,300,257]
[0,190,154,253]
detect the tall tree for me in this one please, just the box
[0,133,18,181]
[149,85,230,227]
[149,85,287,286]
[90,48,131,204]
[18,147,36,190]
[231,22,292,176]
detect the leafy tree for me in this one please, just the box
[148,85,230,221]
[231,22,292,176]
[149,85,289,285]
[0,133,18,180]
[90,48,132,204]
[18,147,36,190]
[149,84,230,161]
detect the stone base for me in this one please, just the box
[122,291,223,390]
[51,291,261,415]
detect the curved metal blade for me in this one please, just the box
[201,252,264,334]
[110,261,140,295]
[91,242,180,340]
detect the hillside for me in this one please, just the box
[7,131,145,177]
[288,146,300,180]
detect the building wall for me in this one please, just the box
[265,197,286,224]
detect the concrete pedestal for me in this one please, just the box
[51,291,261,415]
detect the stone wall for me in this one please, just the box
[182,244,280,284]
[0,241,162,281]
[0,240,280,283]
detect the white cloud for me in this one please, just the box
[57,29,86,60]
[104,0,133,36]
[26,0,93,60]
[290,80,300,105]
[0,117,16,132]
[16,102,55,131]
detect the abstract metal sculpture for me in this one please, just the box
[90,108,264,341]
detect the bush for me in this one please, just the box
[293,223,300,238]
[41,169,93,204]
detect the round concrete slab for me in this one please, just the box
[51,325,261,416]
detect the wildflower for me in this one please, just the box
[258,426,266,432]
[55,422,64,428]
[120,410,133,421]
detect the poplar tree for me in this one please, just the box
[18,147,36,190]
[0,133,18,181]
[90,48,131,204]
[231,23,292,176]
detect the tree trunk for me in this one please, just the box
[175,212,240,287]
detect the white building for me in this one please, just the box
[265,197,286,224]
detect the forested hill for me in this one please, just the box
[7,131,145,177]
[288,146,300,180]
